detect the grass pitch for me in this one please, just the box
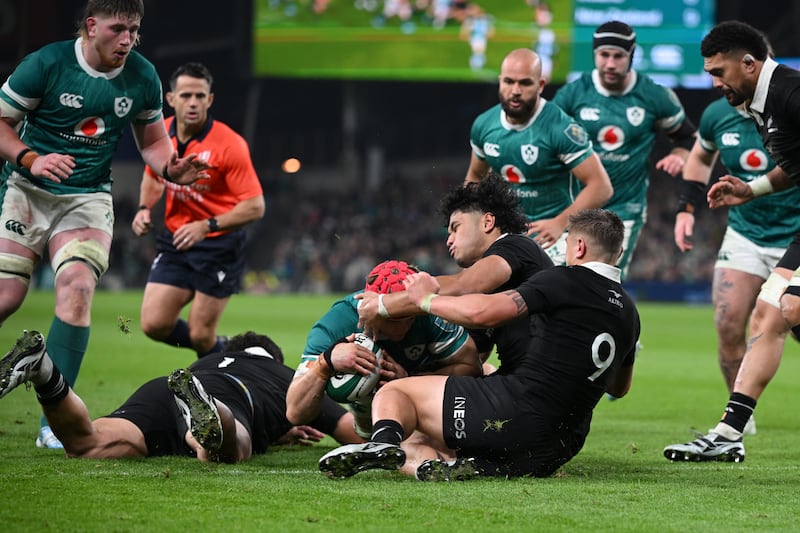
[1,291,799,531]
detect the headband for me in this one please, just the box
[593,28,636,54]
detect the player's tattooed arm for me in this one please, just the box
[506,290,528,317]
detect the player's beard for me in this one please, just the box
[500,93,537,122]
[95,43,129,70]
[600,69,626,92]
[721,87,746,107]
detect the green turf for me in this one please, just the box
[1,292,799,531]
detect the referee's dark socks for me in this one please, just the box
[165,319,191,349]
[720,392,757,434]
[370,419,404,445]
[198,336,227,358]
[35,367,69,406]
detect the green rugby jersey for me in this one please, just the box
[298,292,470,377]
[469,99,593,222]
[553,70,685,219]
[0,38,163,194]
[699,97,800,248]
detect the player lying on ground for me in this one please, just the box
[0,330,360,462]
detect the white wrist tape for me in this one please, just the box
[420,293,438,313]
[377,293,391,318]
[748,175,774,197]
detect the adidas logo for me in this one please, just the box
[5,220,26,235]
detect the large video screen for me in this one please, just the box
[253,0,714,87]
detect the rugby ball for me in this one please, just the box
[325,333,383,403]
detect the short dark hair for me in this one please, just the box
[567,209,624,262]
[701,21,769,61]
[439,172,528,234]
[78,0,144,36]
[169,62,214,92]
[225,331,284,364]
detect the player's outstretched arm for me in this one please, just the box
[674,140,717,252]
[133,121,211,185]
[708,166,792,208]
[132,169,165,236]
[404,272,524,328]
[285,361,332,425]
[707,175,754,208]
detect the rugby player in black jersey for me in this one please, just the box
[321,209,640,480]
[0,331,361,461]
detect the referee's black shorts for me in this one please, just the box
[148,229,247,298]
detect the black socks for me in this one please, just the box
[370,419,404,445]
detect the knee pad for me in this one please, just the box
[0,253,34,286]
[757,271,790,309]
[50,238,109,281]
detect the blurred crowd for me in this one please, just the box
[96,165,726,295]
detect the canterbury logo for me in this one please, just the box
[5,220,27,235]
[59,93,84,108]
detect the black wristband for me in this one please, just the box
[676,180,706,215]
[162,163,173,183]
[207,218,220,232]
[16,148,32,167]
[138,205,149,211]
[322,337,349,372]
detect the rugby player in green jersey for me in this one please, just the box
[553,20,696,278]
[0,0,210,448]
[466,48,613,266]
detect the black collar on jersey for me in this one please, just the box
[168,115,215,157]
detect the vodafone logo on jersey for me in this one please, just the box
[74,117,106,138]
[739,149,769,172]
[598,125,625,151]
[501,164,526,183]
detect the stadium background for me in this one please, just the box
[2,0,799,300]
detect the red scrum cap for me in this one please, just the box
[365,260,420,294]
